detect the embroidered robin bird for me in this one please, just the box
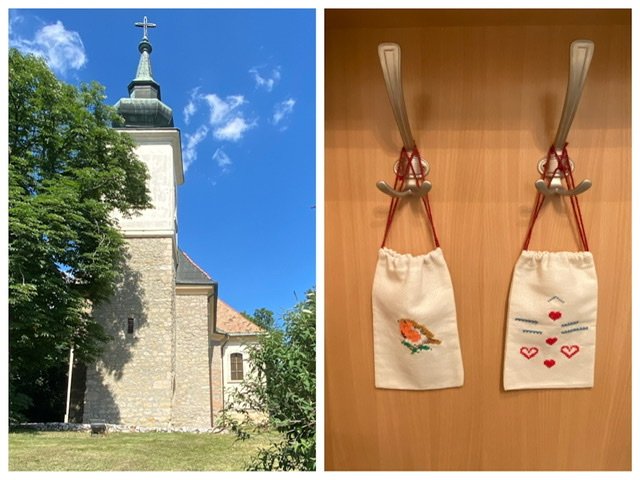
[398,319,442,345]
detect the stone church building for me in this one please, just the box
[81,22,262,428]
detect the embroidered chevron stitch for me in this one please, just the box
[561,320,579,327]
[547,296,565,303]
[515,317,538,324]
[561,326,588,334]
[522,329,543,335]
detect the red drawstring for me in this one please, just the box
[566,165,590,251]
[381,147,440,249]
[522,144,589,251]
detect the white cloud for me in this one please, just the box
[202,94,245,125]
[10,20,87,75]
[183,87,202,125]
[272,98,296,126]
[183,90,252,140]
[214,117,256,142]
[197,93,254,141]
[9,12,24,32]
[249,66,281,92]
[180,87,256,171]
[212,149,232,173]
[182,125,209,172]
[183,100,197,125]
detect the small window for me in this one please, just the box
[230,353,244,381]
[127,317,134,334]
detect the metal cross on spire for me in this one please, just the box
[135,16,157,39]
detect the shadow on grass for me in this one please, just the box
[8,428,43,435]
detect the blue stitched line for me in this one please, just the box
[561,326,588,334]
[515,318,538,324]
[522,329,543,335]
[561,320,579,327]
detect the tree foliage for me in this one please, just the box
[223,289,316,471]
[241,307,276,331]
[8,49,151,422]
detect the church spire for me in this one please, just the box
[115,16,174,128]
[133,38,154,82]
[129,16,158,97]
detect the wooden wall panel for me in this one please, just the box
[324,9,630,471]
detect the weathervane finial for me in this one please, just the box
[135,16,157,40]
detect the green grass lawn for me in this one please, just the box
[9,430,278,471]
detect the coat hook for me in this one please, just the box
[376,42,432,198]
[535,39,594,196]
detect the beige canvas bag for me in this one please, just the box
[372,147,464,390]
[504,146,598,390]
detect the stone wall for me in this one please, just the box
[13,422,223,433]
[83,236,176,426]
[209,337,224,417]
[173,292,213,427]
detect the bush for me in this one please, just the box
[222,289,316,471]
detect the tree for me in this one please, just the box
[223,289,316,471]
[8,49,151,422]
[241,307,276,331]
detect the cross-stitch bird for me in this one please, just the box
[398,319,442,345]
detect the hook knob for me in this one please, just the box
[377,180,432,197]
[535,154,592,196]
[535,178,592,196]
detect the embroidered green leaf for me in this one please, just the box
[401,340,431,354]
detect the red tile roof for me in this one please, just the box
[216,299,263,334]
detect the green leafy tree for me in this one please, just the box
[224,289,316,471]
[8,49,151,422]
[241,307,276,331]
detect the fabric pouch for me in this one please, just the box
[503,145,598,390]
[372,147,464,390]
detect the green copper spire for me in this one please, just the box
[115,16,174,128]
[131,17,156,89]
[133,37,155,83]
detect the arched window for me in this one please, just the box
[230,353,244,381]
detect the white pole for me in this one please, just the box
[64,346,74,423]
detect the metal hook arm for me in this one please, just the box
[377,43,432,197]
[553,40,594,150]
[378,43,415,150]
[537,40,594,197]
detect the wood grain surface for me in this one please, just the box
[324,9,631,471]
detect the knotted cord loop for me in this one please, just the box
[381,147,440,249]
[522,144,589,251]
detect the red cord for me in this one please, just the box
[381,147,440,249]
[522,144,589,252]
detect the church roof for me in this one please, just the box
[176,249,215,285]
[216,299,264,334]
[115,17,174,128]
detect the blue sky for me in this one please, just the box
[8,9,316,319]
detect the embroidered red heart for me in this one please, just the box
[561,345,580,359]
[520,346,539,359]
[548,311,562,321]
[546,337,558,346]
[544,359,556,368]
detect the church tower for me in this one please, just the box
[83,18,184,426]
[82,17,262,429]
